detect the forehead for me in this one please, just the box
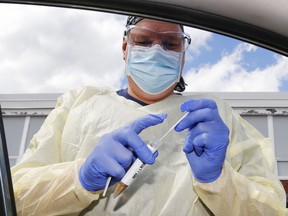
[135,19,182,32]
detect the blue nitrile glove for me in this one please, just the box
[79,113,167,191]
[174,99,229,183]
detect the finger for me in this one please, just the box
[183,123,208,153]
[183,121,214,139]
[97,134,135,169]
[175,108,217,132]
[153,150,159,158]
[112,145,134,169]
[194,146,204,156]
[192,133,208,156]
[117,131,155,165]
[188,122,229,150]
[114,113,166,165]
[116,145,158,166]
[192,132,228,153]
[90,156,126,180]
[130,113,167,134]
[183,133,206,157]
[180,99,217,112]
[183,129,194,153]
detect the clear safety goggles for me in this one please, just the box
[125,25,191,52]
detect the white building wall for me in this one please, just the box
[1,92,288,180]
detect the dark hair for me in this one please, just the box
[174,76,187,92]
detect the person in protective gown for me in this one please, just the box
[11,16,288,215]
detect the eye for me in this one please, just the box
[163,38,182,51]
[133,36,153,47]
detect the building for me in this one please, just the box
[1,92,288,197]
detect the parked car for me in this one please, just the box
[1,0,288,213]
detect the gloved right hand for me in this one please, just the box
[174,99,229,183]
[79,113,167,191]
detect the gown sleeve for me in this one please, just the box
[11,88,101,216]
[193,99,288,215]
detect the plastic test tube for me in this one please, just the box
[113,112,189,198]
[113,136,162,198]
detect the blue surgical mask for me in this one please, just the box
[125,44,183,95]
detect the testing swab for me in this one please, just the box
[159,112,189,141]
[102,176,111,197]
[113,112,189,198]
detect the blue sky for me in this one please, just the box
[186,34,275,70]
[182,31,288,92]
[0,3,288,93]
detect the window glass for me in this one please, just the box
[0,4,288,93]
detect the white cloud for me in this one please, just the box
[0,4,126,93]
[184,27,212,58]
[184,43,288,92]
[0,4,214,94]
[1,4,287,94]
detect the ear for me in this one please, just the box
[122,38,128,61]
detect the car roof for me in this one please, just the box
[1,0,288,56]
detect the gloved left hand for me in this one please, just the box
[79,113,167,191]
[174,99,230,183]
